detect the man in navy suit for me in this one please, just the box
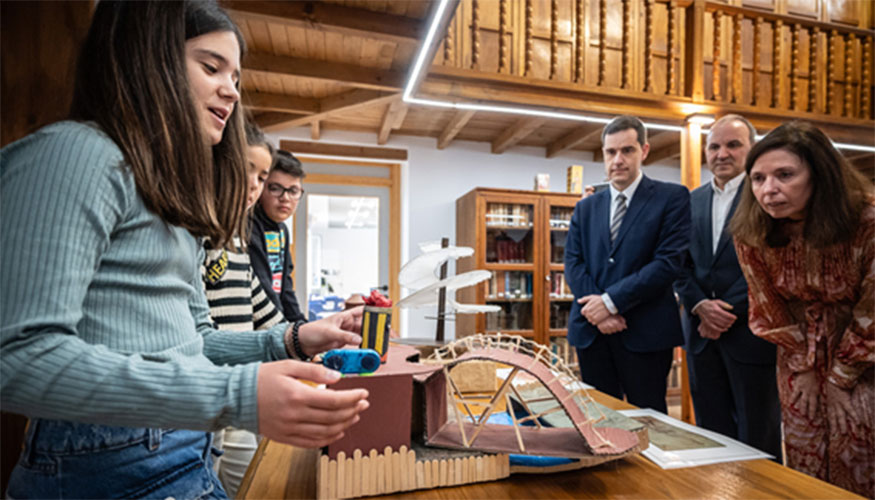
[674,114,781,457]
[565,116,690,413]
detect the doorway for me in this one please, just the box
[290,157,401,324]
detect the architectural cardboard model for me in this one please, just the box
[320,335,648,498]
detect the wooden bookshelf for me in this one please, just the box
[456,188,581,363]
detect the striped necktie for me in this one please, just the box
[610,193,627,243]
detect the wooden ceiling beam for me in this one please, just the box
[242,92,319,114]
[264,90,399,130]
[491,117,546,154]
[254,111,309,129]
[224,1,423,45]
[310,121,320,141]
[645,141,682,165]
[545,125,603,158]
[437,110,476,150]
[244,53,403,91]
[377,98,409,145]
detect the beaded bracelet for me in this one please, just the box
[290,319,309,361]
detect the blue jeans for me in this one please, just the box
[7,419,228,499]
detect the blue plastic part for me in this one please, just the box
[321,348,382,374]
[486,412,578,468]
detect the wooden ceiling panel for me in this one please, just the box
[285,23,308,57]
[301,28,325,61]
[245,18,273,53]
[267,21,291,56]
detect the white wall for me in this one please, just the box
[267,127,711,340]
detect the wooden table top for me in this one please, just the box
[238,390,860,499]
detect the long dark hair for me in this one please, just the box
[69,1,247,247]
[730,121,873,248]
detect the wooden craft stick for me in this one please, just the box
[415,460,425,489]
[382,447,392,494]
[327,457,337,500]
[431,460,439,488]
[376,453,385,495]
[352,449,362,498]
[439,458,448,487]
[391,448,401,492]
[361,456,371,497]
[423,459,432,488]
[407,449,416,490]
[336,451,346,499]
[454,457,463,485]
[504,392,526,452]
[345,456,353,499]
[318,454,329,500]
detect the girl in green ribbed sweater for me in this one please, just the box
[1,2,368,497]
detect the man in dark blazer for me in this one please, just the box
[565,116,690,413]
[674,114,781,457]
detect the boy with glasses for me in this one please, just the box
[249,150,307,322]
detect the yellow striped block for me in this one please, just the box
[362,306,391,360]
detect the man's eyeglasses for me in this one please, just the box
[267,183,304,200]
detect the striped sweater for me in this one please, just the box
[0,121,290,433]
[202,245,283,331]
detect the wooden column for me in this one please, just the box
[809,27,819,113]
[666,0,678,95]
[752,17,762,106]
[498,0,508,73]
[621,0,632,89]
[790,24,802,110]
[598,0,607,86]
[524,0,533,77]
[575,0,585,83]
[680,122,702,201]
[712,11,722,101]
[643,0,654,93]
[827,30,837,114]
[844,34,855,117]
[471,0,481,70]
[772,20,784,108]
[549,0,559,80]
[679,118,702,426]
[730,13,743,104]
[862,36,872,119]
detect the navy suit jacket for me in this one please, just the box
[565,175,690,353]
[674,182,776,364]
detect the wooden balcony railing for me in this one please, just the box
[433,0,874,127]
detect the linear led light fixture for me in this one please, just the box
[403,0,875,152]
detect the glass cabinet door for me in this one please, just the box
[548,270,573,330]
[483,270,533,333]
[485,202,534,264]
[548,206,573,265]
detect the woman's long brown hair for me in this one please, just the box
[730,121,873,248]
[69,1,247,247]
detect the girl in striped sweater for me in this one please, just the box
[202,121,284,497]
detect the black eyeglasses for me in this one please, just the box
[267,183,304,200]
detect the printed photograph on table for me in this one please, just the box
[618,409,772,469]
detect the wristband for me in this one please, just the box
[291,320,309,361]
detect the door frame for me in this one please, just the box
[291,156,402,325]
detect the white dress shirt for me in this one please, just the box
[710,172,745,254]
[601,171,643,315]
[691,171,745,315]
